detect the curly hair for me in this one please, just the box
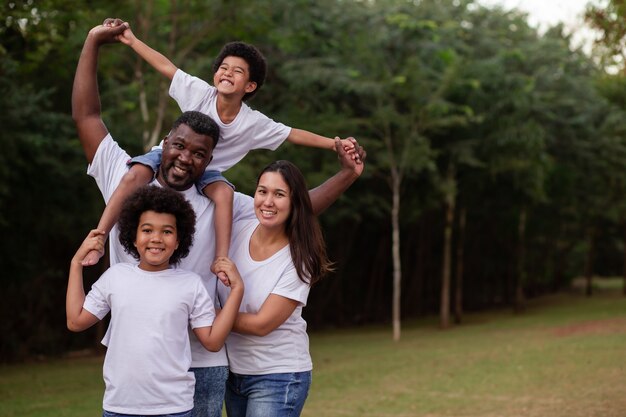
[171,111,220,150]
[212,41,266,101]
[258,161,334,285]
[117,185,196,266]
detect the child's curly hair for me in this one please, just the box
[213,41,266,101]
[117,185,196,265]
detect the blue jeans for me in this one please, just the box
[103,410,192,417]
[224,371,311,417]
[191,366,229,417]
[130,148,234,193]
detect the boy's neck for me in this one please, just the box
[216,94,243,124]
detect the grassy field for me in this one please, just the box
[1,279,625,417]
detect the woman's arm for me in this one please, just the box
[232,294,299,337]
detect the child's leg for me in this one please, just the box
[82,164,154,266]
[204,181,234,286]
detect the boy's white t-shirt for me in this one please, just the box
[169,69,291,173]
[87,133,256,367]
[83,263,214,414]
[216,219,312,375]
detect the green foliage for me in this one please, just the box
[2,0,626,360]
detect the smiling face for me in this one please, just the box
[158,123,214,191]
[134,210,179,272]
[213,56,257,99]
[254,171,292,231]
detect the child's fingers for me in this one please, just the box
[217,271,231,287]
[81,249,103,266]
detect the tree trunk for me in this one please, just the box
[440,163,455,329]
[514,207,527,313]
[623,221,626,296]
[454,206,466,324]
[584,227,595,297]
[391,170,402,341]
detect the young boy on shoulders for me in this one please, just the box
[82,18,357,285]
[66,185,243,416]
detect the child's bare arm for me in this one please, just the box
[204,182,234,286]
[287,128,356,155]
[105,19,178,80]
[67,230,105,332]
[83,164,154,266]
[193,257,244,351]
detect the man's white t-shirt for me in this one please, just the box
[216,219,312,375]
[83,263,214,414]
[87,133,256,367]
[170,69,291,173]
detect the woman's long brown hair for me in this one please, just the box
[257,161,333,285]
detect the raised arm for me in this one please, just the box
[288,128,357,155]
[103,18,178,80]
[71,22,128,164]
[66,230,106,332]
[310,137,365,215]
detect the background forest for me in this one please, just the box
[2,0,625,362]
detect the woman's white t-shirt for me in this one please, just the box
[217,219,312,375]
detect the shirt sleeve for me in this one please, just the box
[271,263,310,307]
[83,272,112,320]
[245,109,291,151]
[232,192,256,223]
[189,276,216,329]
[86,134,131,203]
[170,69,217,113]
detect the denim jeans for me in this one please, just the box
[224,371,311,417]
[103,410,192,417]
[191,366,229,417]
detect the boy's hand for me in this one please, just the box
[88,21,128,45]
[212,257,244,291]
[335,136,365,177]
[82,248,104,267]
[211,258,230,287]
[335,137,361,162]
[101,18,134,45]
[73,230,106,267]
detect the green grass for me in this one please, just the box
[2,282,625,417]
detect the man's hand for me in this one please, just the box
[335,136,366,178]
[102,18,136,46]
[87,19,128,45]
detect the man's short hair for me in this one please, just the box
[171,111,220,150]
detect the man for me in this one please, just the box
[72,21,365,417]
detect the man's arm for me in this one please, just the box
[310,137,365,215]
[72,22,128,164]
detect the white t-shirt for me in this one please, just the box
[170,69,291,173]
[83,263,214,414]
[87,133,256,367]
[217,219,312,375]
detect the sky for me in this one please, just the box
[479,0,605,51]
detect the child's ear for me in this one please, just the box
[245,81,257,93]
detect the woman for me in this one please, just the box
[217,160,333,417]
